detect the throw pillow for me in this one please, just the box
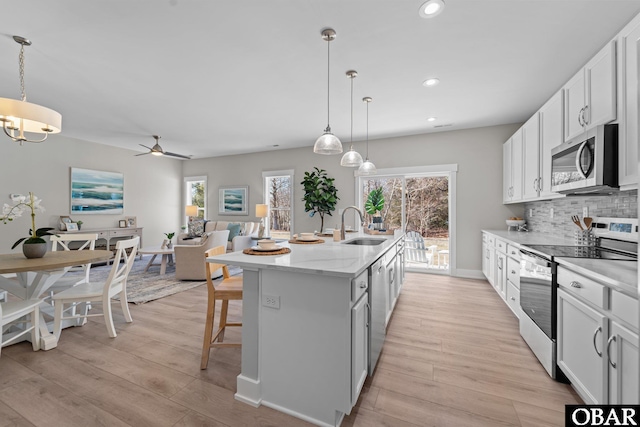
[188,219,205,238]
[227,223,242,242]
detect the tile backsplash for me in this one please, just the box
[524,190,637,239]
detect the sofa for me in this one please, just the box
[176,220,260,253]
[174,230,229,281]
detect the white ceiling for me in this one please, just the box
[2,0,639,159]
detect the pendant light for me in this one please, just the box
[0,36,62,144]
[358,97,377,175]
[340,70,363,167]
[313,28,343,155]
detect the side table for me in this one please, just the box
[139,246,175,275]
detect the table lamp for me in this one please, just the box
[185,205,198,221]
[256,204,269,238]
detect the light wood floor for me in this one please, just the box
[0,273,581,426]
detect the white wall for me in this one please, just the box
[183,123,524,273]
[0,134,183,251]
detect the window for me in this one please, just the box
[185,176,206,222]
[263,170,294,239]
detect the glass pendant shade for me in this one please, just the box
[314,130,342,155]
[340,146,363,167]
[359,159,377,175]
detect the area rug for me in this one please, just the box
[64,255,242,304]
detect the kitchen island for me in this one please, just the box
[207,232,404,427]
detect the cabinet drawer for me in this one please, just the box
[506,280,521,318]
[506,257,520,288]
[557,266,607,309]
[495,239,507,253]
[486,234,495,246]
[611,291,639,330]
[507,244,521,260]
[352,270,369,303]
[110,228,140,238]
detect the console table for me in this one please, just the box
[58,227,143,260]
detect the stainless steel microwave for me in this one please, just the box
[550,124,618,195]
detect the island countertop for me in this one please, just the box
[207,231,403,278]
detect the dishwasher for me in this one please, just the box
[368,257,386,375]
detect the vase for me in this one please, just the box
[167,241,173,249]
[23,242,47,259]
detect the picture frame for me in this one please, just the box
[65,222,79,231]
[125,216,137,228]
[59,215,72,231]
[119,220,127,228]
[218,186,249,216]
[71,167,124,215]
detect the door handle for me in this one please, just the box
[583,105,589,125]
[365,302,370,328]
[533,178,538,191]
[606,335,616,368]
[593,326,602,357]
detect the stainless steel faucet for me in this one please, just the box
[341,206,365,240]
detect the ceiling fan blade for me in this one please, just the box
[135,152,150,156]
[164,151,192,160]
[139,144,153,150]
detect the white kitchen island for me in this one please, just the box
[206,232,404,427]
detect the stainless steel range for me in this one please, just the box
[518,217,638,380]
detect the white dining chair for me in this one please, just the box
[1,299,41,357]
[52,236,139,339]
[50,233,99,288]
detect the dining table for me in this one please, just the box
[0,249,113,350]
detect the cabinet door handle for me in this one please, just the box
[593,326,602,357]
[533,178,538,191]
[510,297,516,301]
[606,335,616,368]
[365,302,370,328]
[511,270,516,275]
[583,105,589,125]
[578,108,583,126]
[359,281,367,289]
[570,281,582,288]
[538,177,542,191]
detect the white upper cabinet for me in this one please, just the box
[522,114,540,201]
[564,41,617,142]
[539,91,564,198]
[617,14,640,189]
[503,129,523,204]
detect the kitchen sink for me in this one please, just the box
[343,238,386,246]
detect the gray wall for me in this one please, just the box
[0,134,183,251]
[183,123,523,275]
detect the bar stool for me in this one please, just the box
[201,246,243,369]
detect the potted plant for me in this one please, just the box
[164,232,175,249]
[76,220,83,230]
[1,192,56,258]
[365,188,384,230]
[301,167,339,232]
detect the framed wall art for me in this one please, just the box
[70,167,124,215]
[65,222,79,231]
[218,186,248,215]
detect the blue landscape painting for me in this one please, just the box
[71,168,124,214]
[219,187,247,215]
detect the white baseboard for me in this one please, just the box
[454,269,485,280]
[235,375,261,407]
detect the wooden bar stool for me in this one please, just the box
[201,246,243,369]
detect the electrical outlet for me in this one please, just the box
[262,294,280,309]
[550,208,554,219]
[583,207,589,217]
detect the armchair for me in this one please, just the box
[174,230,230,280]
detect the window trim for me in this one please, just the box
[184,175,207,221]
[262,169,295,237]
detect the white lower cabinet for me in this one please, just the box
[351,292,368,405]
[608,321,639,405]
[557,267,639,405]
[495,250,507,300]
[506,280,521,318]
[557,288,608,404]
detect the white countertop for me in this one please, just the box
[207,232,403,278]
[484,229,638,298]
[555,257,638,298]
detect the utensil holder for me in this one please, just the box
[574,230,595,246]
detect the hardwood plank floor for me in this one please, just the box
[0,272,580,426]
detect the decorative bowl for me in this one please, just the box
[506,219,526,227]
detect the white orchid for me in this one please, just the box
[0,192,56,249]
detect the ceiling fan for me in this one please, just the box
[136,135,191,159]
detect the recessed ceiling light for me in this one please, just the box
[423,78,440,87]
[419,0,445,18]
[427,117,437,122]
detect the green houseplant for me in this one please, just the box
[1,192,56,258]
[365,188,385,229]
[164,232,175,248]
[301,167,339,232]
